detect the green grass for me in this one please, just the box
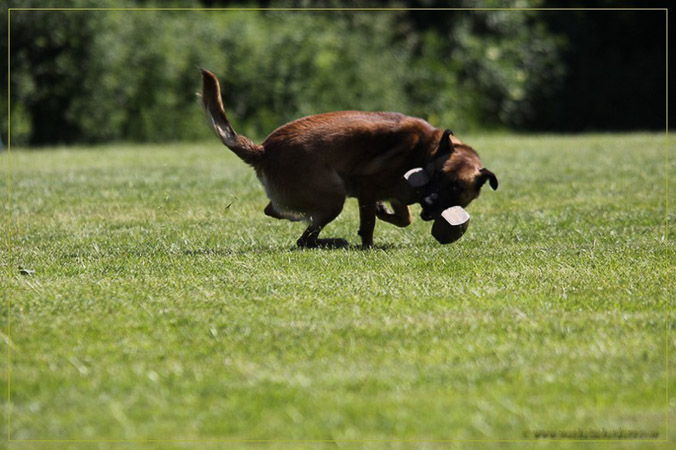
[1,133,673,447]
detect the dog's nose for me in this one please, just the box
[422,194,438,208]
[420,210,434,221]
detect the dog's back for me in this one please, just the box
[261,111,440,192]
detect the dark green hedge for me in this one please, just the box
[1,1,667,145]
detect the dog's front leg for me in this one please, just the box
[376,200,412,228]
[357,197,377,248]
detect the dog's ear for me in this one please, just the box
[426,129,455,175]
[478,168,498,190]
[436,129,454,159]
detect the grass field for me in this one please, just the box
[1,133,673,448]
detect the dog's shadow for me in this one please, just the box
[61,243,404,262]
[182,242,403,257]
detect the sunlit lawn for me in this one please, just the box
[2,133,673,447]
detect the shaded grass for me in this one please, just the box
[1,133,673,446]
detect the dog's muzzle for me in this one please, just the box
[420,210,435,221]
[420,193,439,221]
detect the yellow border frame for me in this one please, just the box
[3,5,670,444]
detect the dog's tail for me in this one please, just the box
[199,69,264,166]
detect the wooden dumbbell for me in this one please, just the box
[396,168,430,205]
[431,206,470,244]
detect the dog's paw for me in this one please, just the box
[375,201,393,218]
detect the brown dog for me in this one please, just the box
[200,69,498,248]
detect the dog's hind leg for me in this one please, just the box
[264,201,304,222]
[296,205,347,249]
[264,202,285,220]
[376,200,412,228]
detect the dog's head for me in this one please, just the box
[419,129,498,221]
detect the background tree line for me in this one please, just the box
[1,0,668,146]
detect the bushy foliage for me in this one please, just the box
[6,8,421,144]
[402,7,565,131]
[1,1,666,145]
